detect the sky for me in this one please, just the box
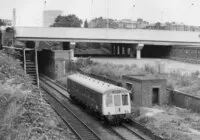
[0,0,200,26]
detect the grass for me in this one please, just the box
[132,106,200,140]
[0,49,76,140]
[148,106,200,140]
[167,71,200,96]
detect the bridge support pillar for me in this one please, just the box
[124,46,128,56]
[130,43,144,59]
[69,42,76,60]
[136,43,144,59]
[115,45,118,56]
[136,49,141,59]
[119,45,123,56]
[122,46,124,56]
[111,44,114,55]
[116,45,119,56]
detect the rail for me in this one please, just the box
[73,72,167,140]
[40,76,101,140]
[40,74,153,140]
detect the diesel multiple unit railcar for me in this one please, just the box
[67,73,131,121]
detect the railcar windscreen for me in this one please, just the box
[122,94,128,105]
[106,94,113,107]
[114,95,121,106]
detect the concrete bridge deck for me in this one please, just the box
[15,27,200,46]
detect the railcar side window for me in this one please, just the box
[106,94,113,107]
[122,94,128,105]
[114,95,121,106]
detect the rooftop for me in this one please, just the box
[123,74,166,82]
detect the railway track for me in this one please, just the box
[39,74,151,140]
[40,78,101,140]
[111,125,144,140]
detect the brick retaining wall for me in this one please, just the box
[168,46,200,64]
[168,89,200,112]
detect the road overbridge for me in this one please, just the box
[15,27,200,59]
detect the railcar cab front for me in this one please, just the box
[103,88,131,121]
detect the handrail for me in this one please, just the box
[35,49,39,87]
[23,49,26,74]
[3,46,35,51]
[3,45,23,50]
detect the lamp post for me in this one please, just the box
[106,0,109,29]
[132,4,135,29]
[91,0,93,20]
[44,0,47,9]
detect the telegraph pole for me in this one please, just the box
[132,4,135,29]
[106,0,109,29]
[44,0,47,9]
[12,8,16,27]
[91,0,93,19]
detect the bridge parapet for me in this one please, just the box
[14,27,200,46]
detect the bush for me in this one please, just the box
[0,51,73,140]
[81,62,146,81]
[144,64,156,74]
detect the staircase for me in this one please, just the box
[23,49,39,86]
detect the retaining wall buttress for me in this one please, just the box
[38,50,71,79]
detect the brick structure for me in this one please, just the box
[38,50,71,79]
[122,75,167,107]
[169,46,200,64]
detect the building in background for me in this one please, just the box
[1,19,12,26]
[117,19,149,29]
[43,10,63,27]
[117,19,137,29]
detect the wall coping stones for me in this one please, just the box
[167,88,200,100]
[122,74,166,82]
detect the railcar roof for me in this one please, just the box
[68,73,128,94]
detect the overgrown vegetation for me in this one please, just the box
[167,71,200,96]
[135,106,200,140]
[0,49,76,140]
[68,58,200,97]
[57,58,200,140]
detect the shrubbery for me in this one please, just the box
[70,58,200,96]
[0,50,74,140]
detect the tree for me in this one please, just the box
[51,14,82,27]
[89,17,118,28]
[0,19,6,26]
[84,19,88,28]
[155,22,161,29]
